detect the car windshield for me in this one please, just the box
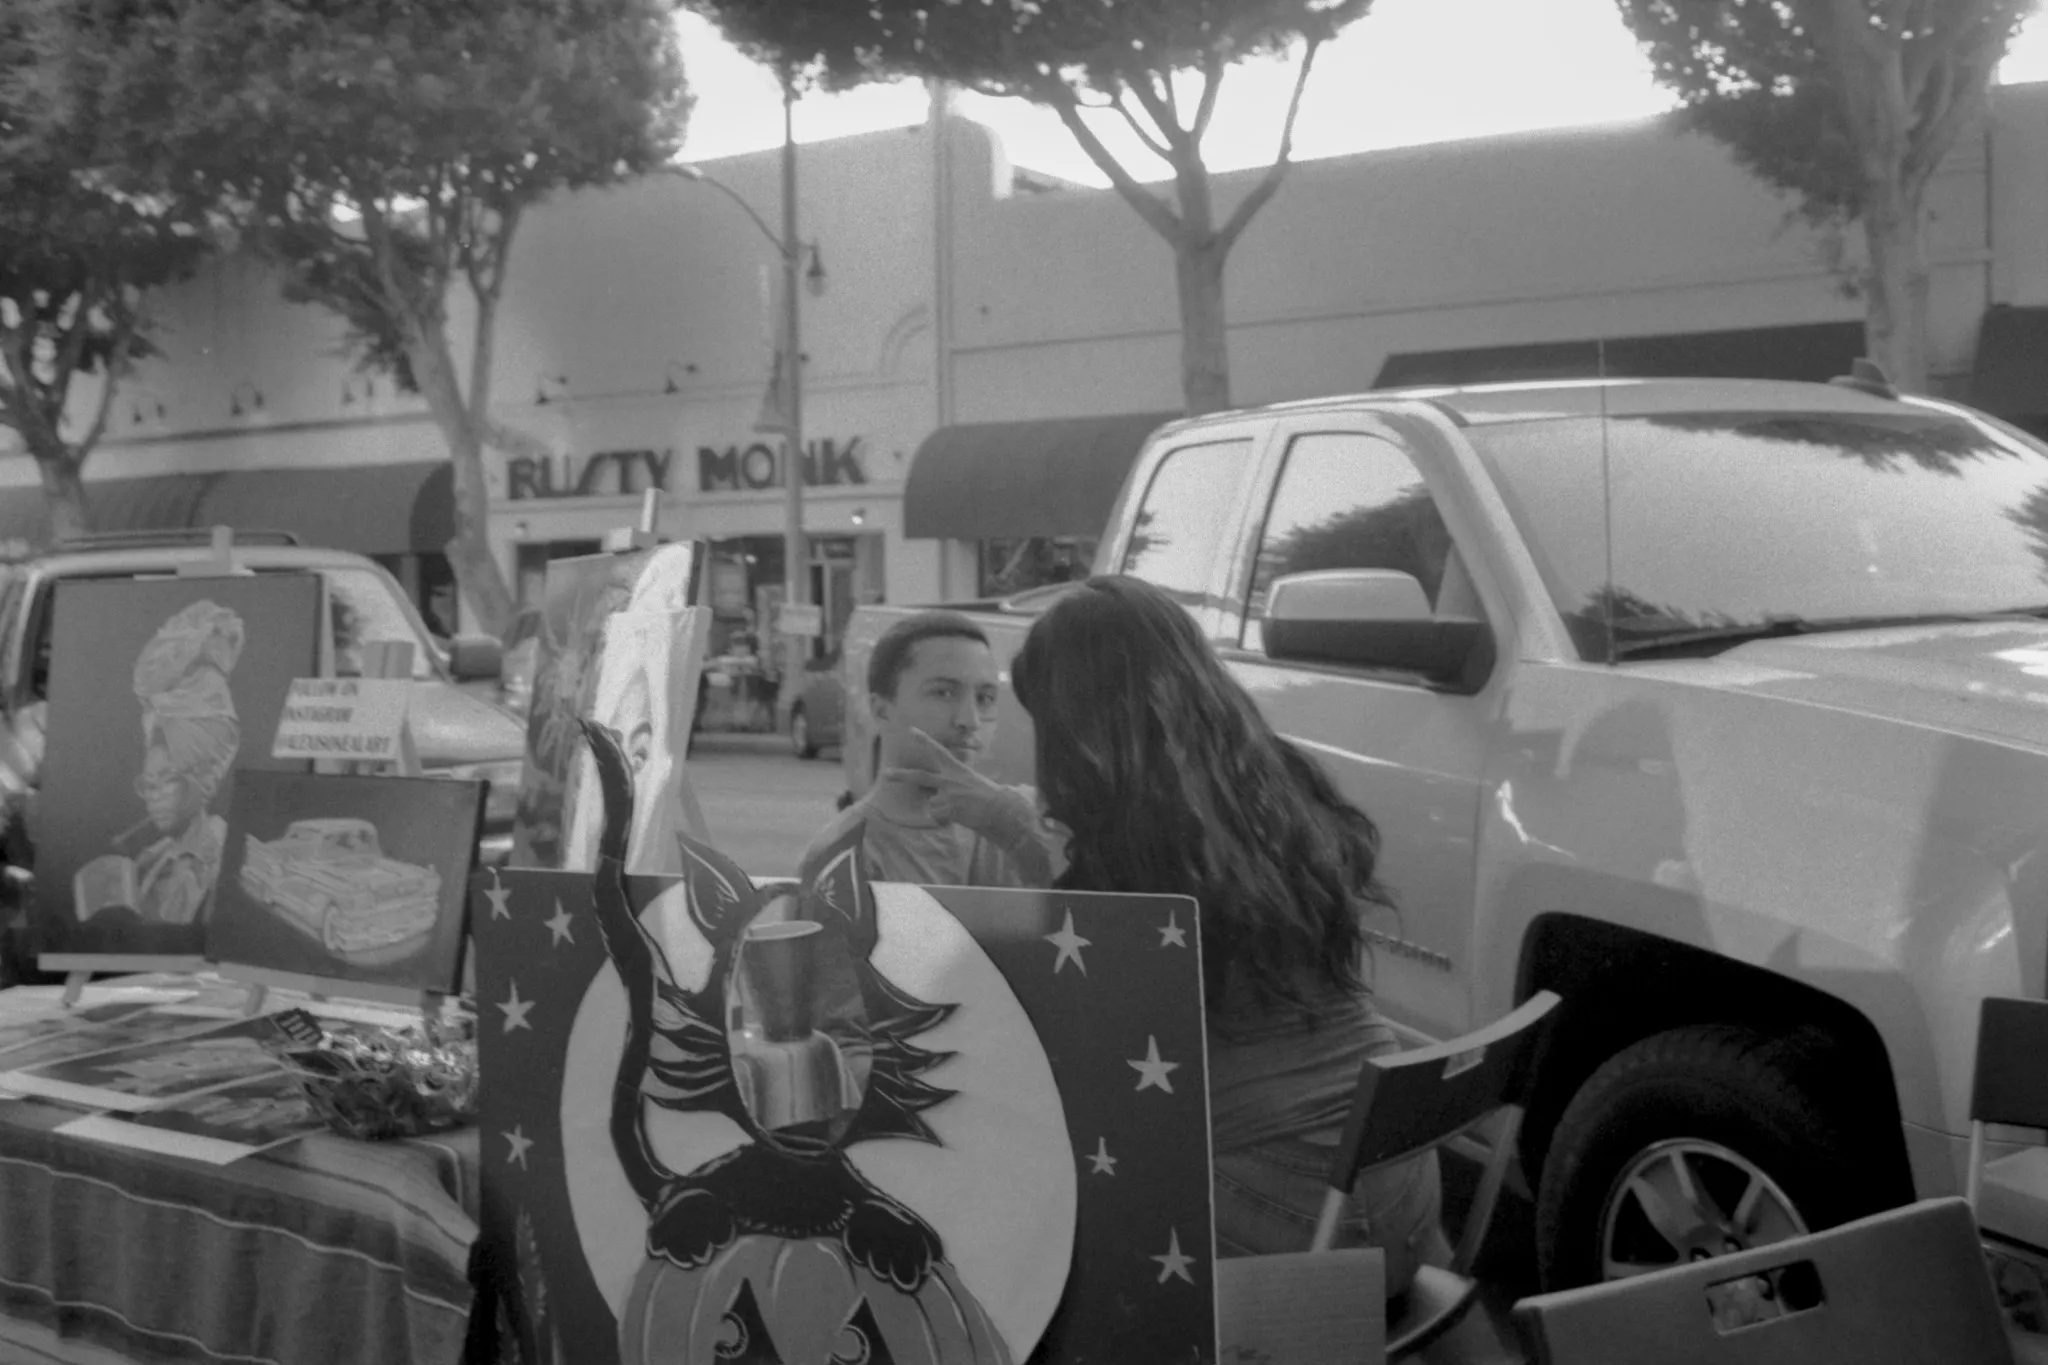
[1466,407,2048,660]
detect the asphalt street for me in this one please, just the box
[684,729,849,879]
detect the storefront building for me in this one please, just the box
[7,84,2048,628]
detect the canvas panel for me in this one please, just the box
[35,574,321,961]
[473,866,1214,1365]
[207,771,483,994]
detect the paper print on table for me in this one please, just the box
[510,542,707,874]
[58,1068,326,1165]
[206,771,483,994]
[1,1013,290,1112]
[0,1004,230,1074]
[476,722,1214,1365]
[0,999,169,1060]
[35,574,321,962]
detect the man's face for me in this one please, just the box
[873,636,1000,769]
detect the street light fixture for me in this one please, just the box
[668,76,823,721]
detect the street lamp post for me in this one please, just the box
[674,72,820,721]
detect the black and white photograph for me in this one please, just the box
[8,2,2048,1362]
[207,772,484,995]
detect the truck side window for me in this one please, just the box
[1241,432,1455,655]
[1118,438,1253,610]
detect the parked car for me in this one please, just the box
[0,530,525,876]
[840,372,2048,1302]
[790,652,845,759]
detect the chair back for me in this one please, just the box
[1510,1196,2014,1365]
[1328,989,1560,1183]
[1975,997,2048,1129]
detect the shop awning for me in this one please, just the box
[1970,305,2048,421]
[0,460,454,555]
[1375,321,1868,389]
[904,411,1179,540]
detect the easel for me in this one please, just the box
[47,527,251,1007]
[228,639,453,1036]
[602,491,710,845]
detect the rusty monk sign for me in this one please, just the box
[505,439,867,501]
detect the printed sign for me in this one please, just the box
[775,602,823,638]
[271,678,411,761]
[475,789,1214,1365]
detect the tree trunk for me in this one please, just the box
[1175,238,1231,415]
[1859,178,1932,394]
[28,442,87,545]
[406,317,517,637]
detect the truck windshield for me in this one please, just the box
[324,567,442,680]
[1466,408,2048,660]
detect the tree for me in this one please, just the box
[1617,0,2033,394]
[93,0,689,634]
[0,0,215,543]
[696,0,1372,416]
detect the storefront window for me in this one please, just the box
[978,537,1095,598]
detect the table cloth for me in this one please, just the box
[0,981,479,1365]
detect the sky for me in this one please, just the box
[675,0,2048,186]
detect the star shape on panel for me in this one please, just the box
[1158,912,1187,949]
[1129,1035,1178,1094]
[544,899,574,947]
[484,870,512,921]
[1153,1227,1196,1285]
[1045,909,1091,976]
[503,1125,533,1169]
[1087,1137,1117,1176]
[498,980,535,1034]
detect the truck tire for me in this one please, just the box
[1534,1023,1897,1290]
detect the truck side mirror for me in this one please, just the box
[449,634,504,682]
[1263,569,1494,691]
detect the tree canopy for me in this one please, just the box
[85,0,690,632]
[694,0,1372,413]
[0,0,217,542]
[1618,0,2034,391]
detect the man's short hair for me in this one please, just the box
[867,611,991,700]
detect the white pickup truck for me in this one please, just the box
[842,374,2048,1293]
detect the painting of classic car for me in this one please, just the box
[209,772,483,994]
[239,819,441,963]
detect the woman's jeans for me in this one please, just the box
[1212,1131,1453,1298]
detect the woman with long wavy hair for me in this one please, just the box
[1011,574,1451,1297]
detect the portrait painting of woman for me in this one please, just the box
[33,575,321,960]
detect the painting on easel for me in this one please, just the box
[510,540,708,874]
[207,771,484,995]
[476,725,1217,1365]
[33,575,321,963]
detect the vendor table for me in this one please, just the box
[0,985,480,1365]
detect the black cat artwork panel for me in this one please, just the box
[474,723,1216,1365]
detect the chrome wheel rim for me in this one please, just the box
[1598,1138,1808,1280]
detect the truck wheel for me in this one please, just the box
[1534,1023,1895,1290]
[790,705,817,759]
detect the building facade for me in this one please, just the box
[7,84,2048,643]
